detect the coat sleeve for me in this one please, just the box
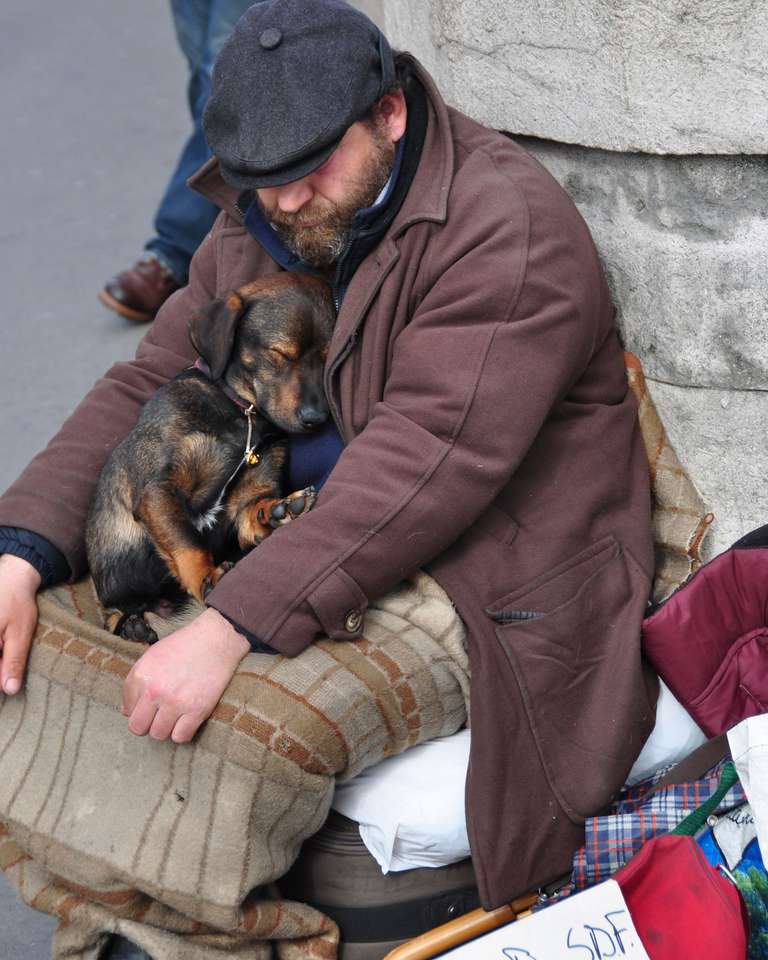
[0,222,221,578]
[206,151,609,655]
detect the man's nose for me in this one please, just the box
[276,178,314,214]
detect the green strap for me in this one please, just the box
[671,761,740,837]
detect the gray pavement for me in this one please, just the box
[0,0,188,955]
[1,0,188,491]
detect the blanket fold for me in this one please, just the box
[0,573,469,959]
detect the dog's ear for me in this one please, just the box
[188,292,245,381]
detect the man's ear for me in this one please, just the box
[188,292,245,381]
[376,89,407,142]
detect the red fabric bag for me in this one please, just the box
[642,525,768,736]
[614,834,747,959]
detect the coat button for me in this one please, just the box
[344,609,363,633]
[259,28,282,49]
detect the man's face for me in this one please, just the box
[256,98,403,269]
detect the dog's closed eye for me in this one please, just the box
[265,346,299,368]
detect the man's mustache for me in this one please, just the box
[268,201,336,230]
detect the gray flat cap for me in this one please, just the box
[203,0,396,189]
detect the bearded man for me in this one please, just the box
[0,0,656,921]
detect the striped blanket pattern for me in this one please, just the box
[0,573,469,958]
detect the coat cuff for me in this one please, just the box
[206,565,368,657]
[305,567,368,641]
[214,610,278,655]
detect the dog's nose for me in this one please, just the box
[297,406,327,429]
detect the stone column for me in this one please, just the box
[380,0,768,555]
[350,0,384,28]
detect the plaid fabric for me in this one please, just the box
[570,760,747,890]
[624,352,713,603]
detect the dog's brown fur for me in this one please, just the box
[85,273,335,643]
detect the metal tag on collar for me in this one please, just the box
[243,404,261,465]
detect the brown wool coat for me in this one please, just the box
[0,61,656,907]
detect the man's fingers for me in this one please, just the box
[118,610,246,742]
[1,619,36,695]
[149,705,181,742]
[171,713,205,744]
[121,667,144,717]
[127,696,159,737]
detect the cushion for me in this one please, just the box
[332,681,706,871]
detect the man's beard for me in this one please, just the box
[262,125,396,269]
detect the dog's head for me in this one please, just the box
[188,274,335,433]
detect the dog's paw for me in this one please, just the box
[117,613,159,645]
[201,561,234,600]
[260,486,317,529]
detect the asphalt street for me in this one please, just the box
[0,1,188,955]
[0,1,382,956]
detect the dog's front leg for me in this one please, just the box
[257,487,318,529]
[136,481,228,602]
[227,479,280,549]
[230,486,317,549]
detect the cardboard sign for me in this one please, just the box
[441,880,650,960]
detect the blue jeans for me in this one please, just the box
[146,0,260,284]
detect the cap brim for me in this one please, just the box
[216,136,341,190]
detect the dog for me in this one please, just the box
[86,272,335,644]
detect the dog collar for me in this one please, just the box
[193,356,257,410]
[191,357,270,468]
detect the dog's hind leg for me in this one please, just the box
[136,480,228,602]
[104,580,190,645]
[113,609,159,645]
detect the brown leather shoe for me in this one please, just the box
[98,254,181,322]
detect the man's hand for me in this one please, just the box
[122,607,251,743]
[0,555,42,695]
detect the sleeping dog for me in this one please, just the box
[86,273,335,644]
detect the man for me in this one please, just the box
[0,0,656,912]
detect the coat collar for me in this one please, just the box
[187,57,455,235]
[386,56,454,237]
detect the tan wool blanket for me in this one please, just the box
[0,573,469,959]
[0,355,708,959]
[624,353,713,602]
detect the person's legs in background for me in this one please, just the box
[147,0,254,284]
[145,0,219,287]
[99,0,257,322]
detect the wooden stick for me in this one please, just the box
[383,893,539,960]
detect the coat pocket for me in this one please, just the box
[488,536,655,822]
